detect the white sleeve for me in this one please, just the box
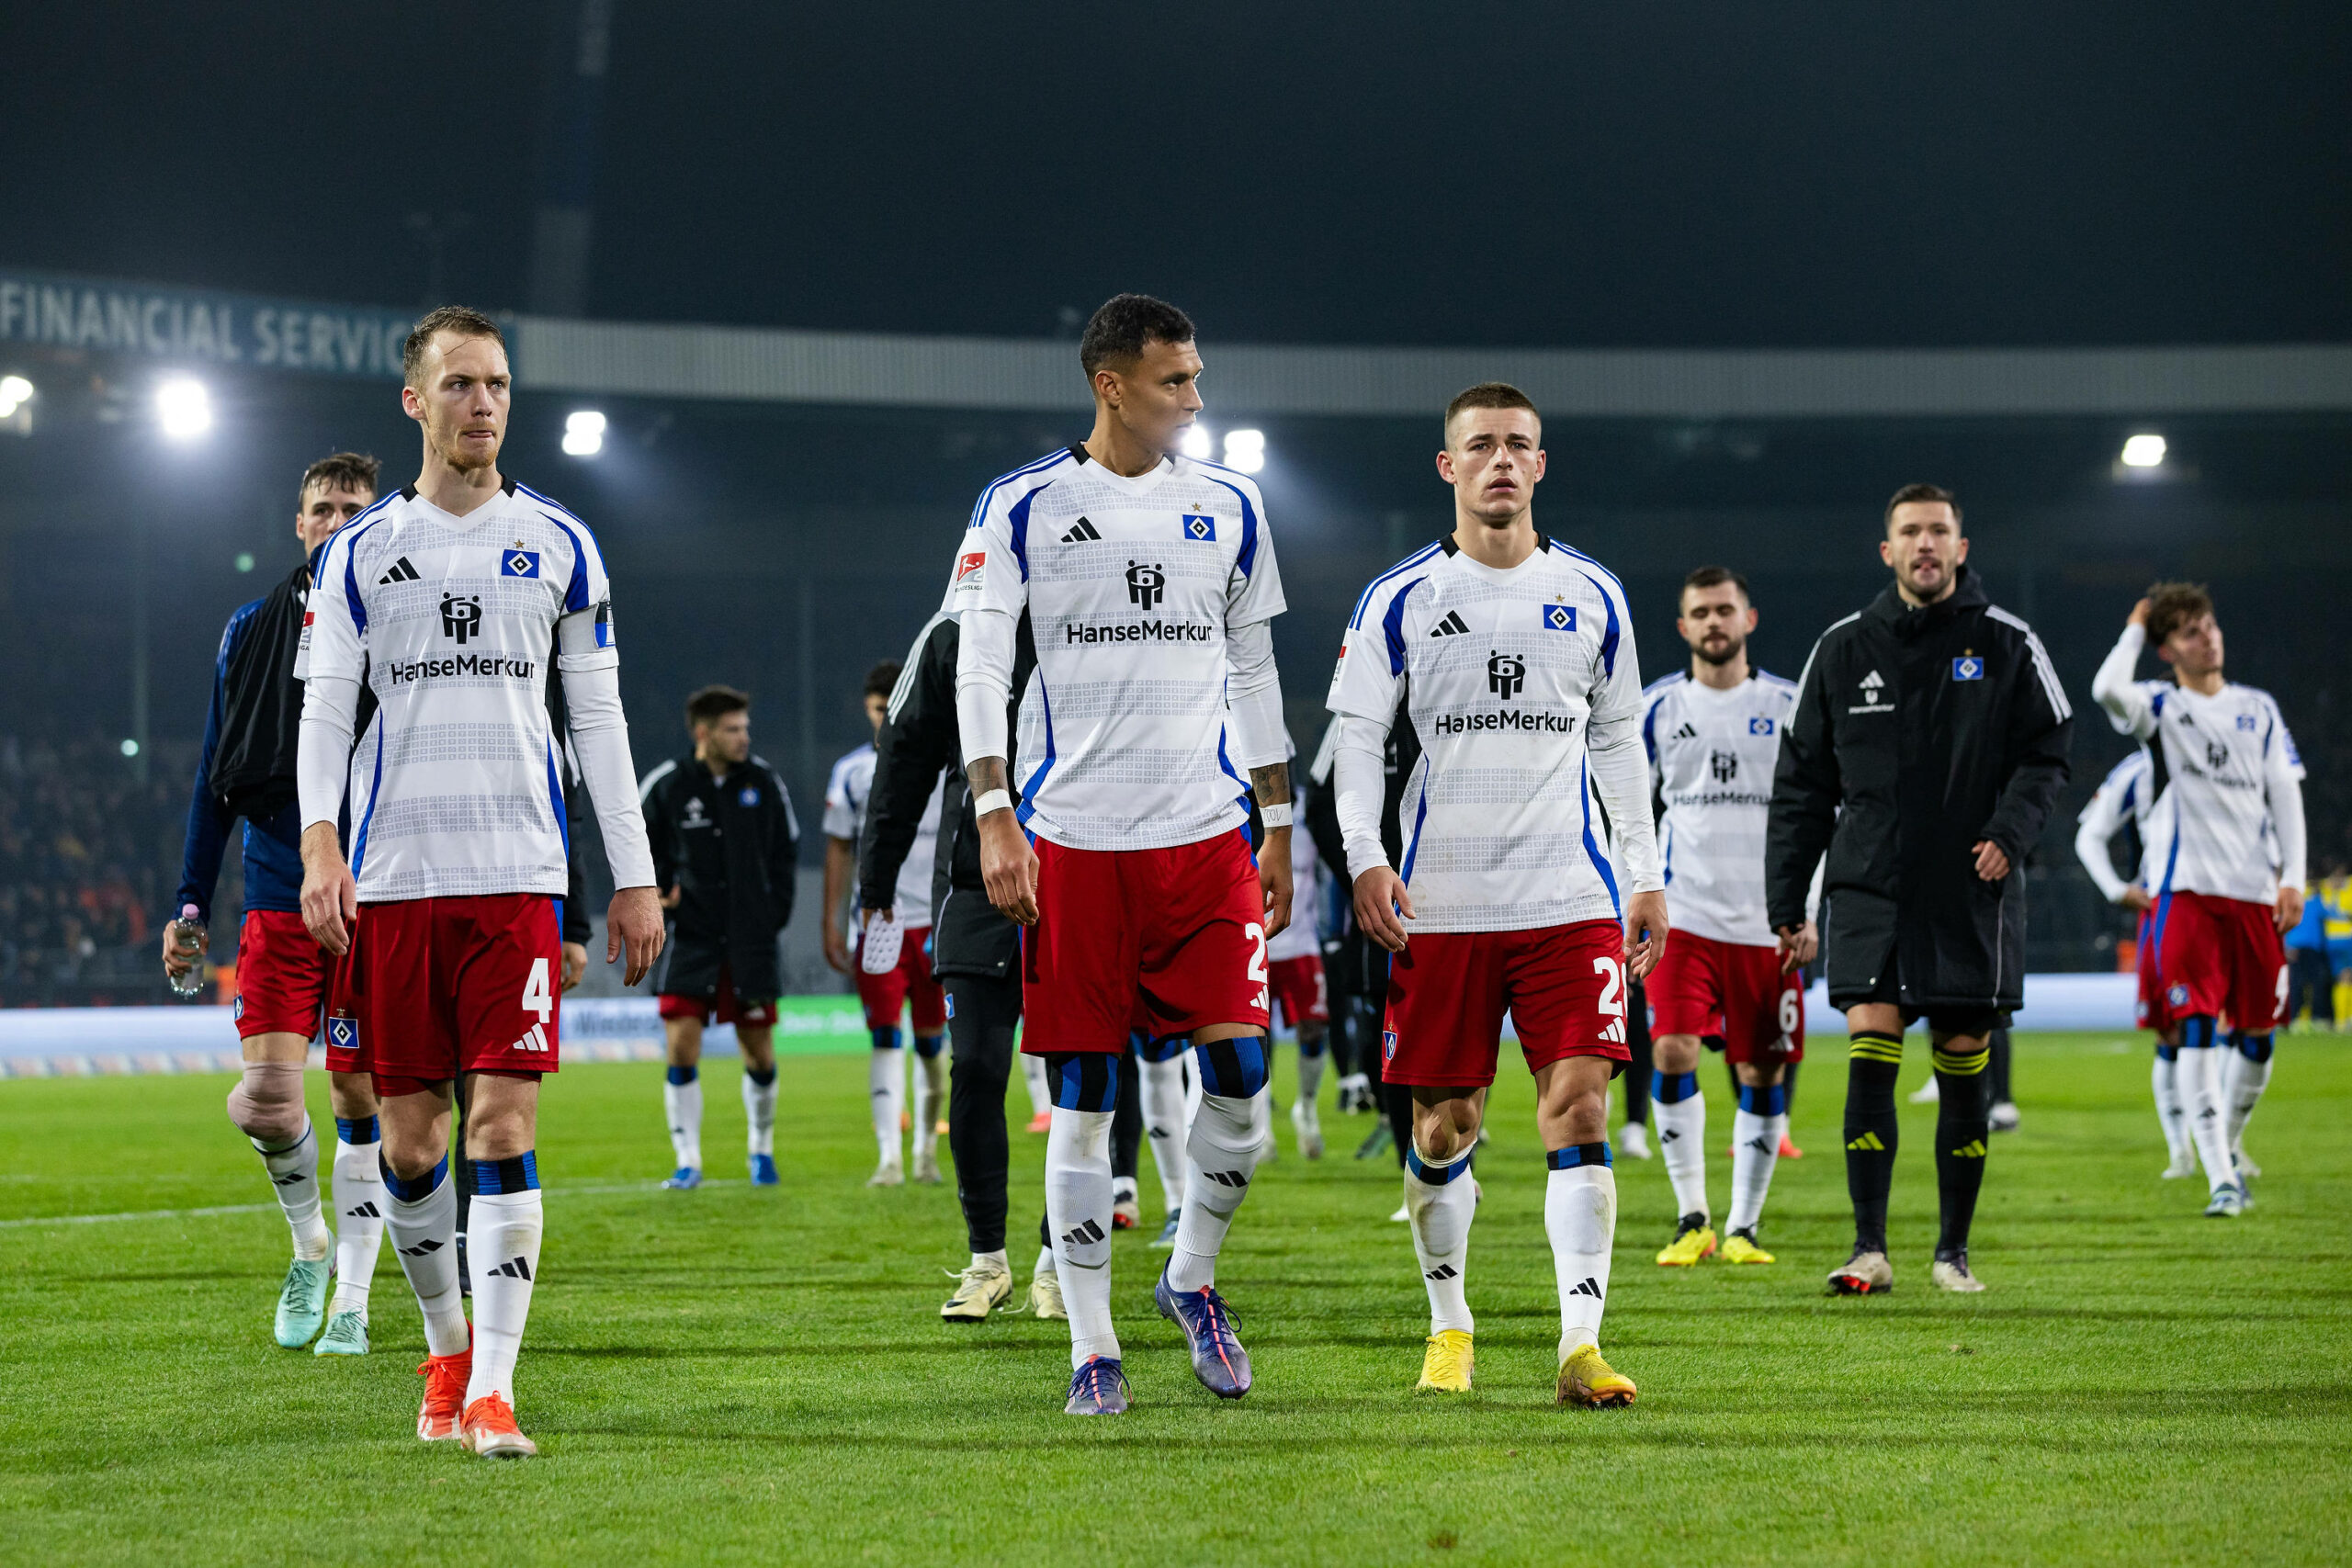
[561,660,656,890]
[2073,779,2133,904]
[2267,711,2308,891]
[1331,716,1392,883]
[1221,476,1287,626]
[1585,590,1662,894]
[956,607,1017,769]
[297,673,360,831]
[820,754,860,841]
[1225,619,1287,770]
[2090,624,2157,739]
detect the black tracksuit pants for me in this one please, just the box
[944,972,1036,1256]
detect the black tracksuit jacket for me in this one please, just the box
[1765,567,2073,1012]
[641,753,800,1001]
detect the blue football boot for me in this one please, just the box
[1064,1356,1130,1416]
[749,1153,779,1187]
[1156,1260,1251,1398]
[662,1167,703,1190]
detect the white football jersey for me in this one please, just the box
[1641,669,1799,947]
[300,480,616,902]
[1265,817,1322,963]
[823,743,945,926]
[1327,536,1645,933]
[2074,749,2162,904]
[951,446,1285,852]
[2107,678,2302,904]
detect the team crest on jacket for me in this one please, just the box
[1952,654,1984,681]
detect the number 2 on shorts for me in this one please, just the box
[1592,954,1626,1043]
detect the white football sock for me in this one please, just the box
[1404,1143,1476,1335]
[2152,1050,2190,1165]
[1545,1162,1617,1359]
[869,1047,904,1165]
[1169,1089,1270,1293]
[1654,1073,1709,1223]
[663,1069,704,1171]
[329,1126,386,1315]
[381,1158,469,1357]
[2222,1044,2273,1153]
[1182,1056,1203,1130]
[2183,1044,2236,1193]
[1045,1107,1119,1368]
[1726,1110,1784,1234]
[741,1067,778,1157]
[1021,1053,1052,1117]
[1296,1044,1327,1110]
[1033,1243,1056,1281]
[913,1044,946,1159]
[464,1187,543,1407]
[256,1121,332,1261]
[1138,1054,1191,1213]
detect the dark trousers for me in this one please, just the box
[2289,948,2335,1025]
[1623,980,1653,1125]
[1113,1040,1142,1183]
[944,972,1025,1255]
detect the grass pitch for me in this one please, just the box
[2,1032,2347,1566]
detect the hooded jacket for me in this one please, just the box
[640,751,799,1001]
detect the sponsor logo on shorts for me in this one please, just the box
[510,1022,553,1055]
[2167,983,2188,1007]
[439,592,482,644]
[1430,707,1576,737]
[384,651,537,686]
[327,1017,358,1053]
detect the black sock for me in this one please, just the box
[1932,1039,1992,1256]
[1986,1027,2013,1105]
[1845,1032,1905,1255]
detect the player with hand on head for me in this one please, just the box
[168,450,386,1355]
[297,306,663,1459]
[639,685,799,1190]
[954,294,1291,1415]
[1330,383,1666,1406]
[1637,567,1807,1269]
[2091,583,2305,1215]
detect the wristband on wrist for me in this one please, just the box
[973,788,1013,818]
[1258,802,1294,829]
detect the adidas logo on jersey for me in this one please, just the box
[1671,722,1697,739]
[486,1256,534,1281]
[1429,610,1470,637]
[378,557,421,584]
[1062,518,1102,543]
[1567,1276,1604,1300]
[509,1022,552,1055]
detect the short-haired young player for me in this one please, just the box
[2092,582,2306,1215]
[2073,745,2200,1177]
[639,685,800,1190]
[1638,566,1809,1269]
[297,306,664,1459]
[824,661,951,1186]
[168,450,387,1356]
[1330,383,1667,1405]
[955,293,1293,1415]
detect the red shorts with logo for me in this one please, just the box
[660,963,779,1028]
[2134,907,2174,1033]
[232,908,332,1042]
[1645,929,1805,1065]
[322,914,364,1073]
[854,925,945,1036]
[338,893,562,1095]
[2153,889,2288,1033]
[1269,953,1329,1030]
[1022,831,1271,1055]
[1381,919,1631,1088]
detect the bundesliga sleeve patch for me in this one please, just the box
[1541,604,1577,632]
[1182,513,1216,541]
[953,550,986,592]
[502,549,541,579]
[1952,655,1984,681]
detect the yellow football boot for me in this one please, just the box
[1556,1343,1637,1408]
[1720,1229,1775,1265]
[1655,1215,1718,1267]
[1415,1330,1474,1394]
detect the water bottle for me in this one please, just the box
[167,904,208,998]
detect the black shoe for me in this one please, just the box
[1354,1122,1396,1161]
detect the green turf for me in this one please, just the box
[2,1032,2347,1566]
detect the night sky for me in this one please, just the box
[7,3,2347,347]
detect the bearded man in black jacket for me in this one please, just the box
[1767,483,2072,1297]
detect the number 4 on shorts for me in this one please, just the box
[522,958,554,1023]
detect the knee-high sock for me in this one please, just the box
[2179,1016,2235,1191]
[1138,1053,1190,1213]
[1844,1032,1904,1255]
[1653,1069,1708,1222]
[381,1155,468,1357]
[868,1033,904,1165]
[1021,1052,1051,1117]
[912,1034,946,1160]
[1726,1081,1786,1234]
[1986,1027,2014,1104]
[1111,1047,1143,1185]
[463,1155,542,1407]
[1404,1142,1476,1334]
[1045,1107,1118,1368]
[1544,1145,1616,1358]
[256,1122,332,1261]
[1296,1032,1328,1110]
[741,1064,779,1156]
[330,1116,386,1315]
[1169,1034,1272,1293]
[1930,1041,1991,1255]
[663,1065,703,1170]
[2152,1046,2190,1164]
[2222,1032,2274,1153]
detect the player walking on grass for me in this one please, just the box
[297,306,663,1460]
[168,451,387,1356]
[1266,777,1333,1159]
[1330,382,1666,1406]
[955,294,1292,1415]
[639,685,799,1190]
[1767,484,2072,1296]
[1638,567,1810,1269]
[2091,583,2305,1216]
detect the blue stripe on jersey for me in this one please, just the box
[326,494,401,637]
[2152,689,2166,718]
[966,449,1073,530]
[1545,538,1629,600]
[546,740,569,853]
[1200,474,1261,578]
[1350,543,1442,630]
[1007,485,1046,582]
[537,514,594,614]
[1572,570,1622,681]
[1578,755,1623,919]
[350,716,387,876]
[2118,778,2136,815]
[1214,727,1252,830]
[1381,575,1430,676]
[1398,772,1431,885]
[1642,694,1662,763]
[1661,818,1674,887]
[1016,674,1057,827]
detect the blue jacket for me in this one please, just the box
[174,596,304,922]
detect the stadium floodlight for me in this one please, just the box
[1178,423,1214,460]
[562,410,606,457]
[155,377,212,440]
[0,374,30,415]
[119,739,140,758]
[1222,428,1266,474]
[2120,433,2166,468]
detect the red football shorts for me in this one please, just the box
[854,925,945,1036]
[1269,953,1329,1030]
[2134,907,2175,1033]
[340,893,562,1096]
[322,912,364,1073]
[1645,929,1805,1065]
[2153,889,2288,1033]
[660,963,779,1028]
[1381,918,1631,1088]
[232,908,332,1042]
[1021,830,1271,1055]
